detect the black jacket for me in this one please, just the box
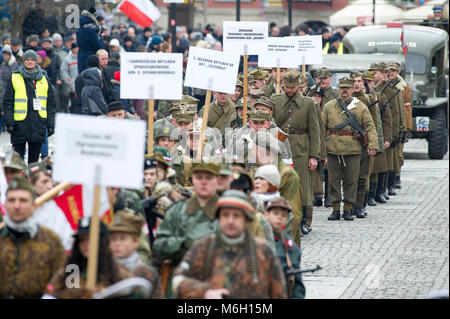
[3,71,56,144]
[80,67,108,115]
[43,48,62,85]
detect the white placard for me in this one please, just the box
[184,46,240,94]
[53,114,146,189]
[120,52,183,100]
[223,21,268,56]
[163,0,185,3]
[258,36,323,68]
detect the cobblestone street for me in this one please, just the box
[302,139,449,299]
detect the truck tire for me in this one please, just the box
[427,107,448,159]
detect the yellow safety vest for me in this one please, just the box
[322,42,344,55]
[11,73,48,121]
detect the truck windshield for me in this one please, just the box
[405,54,427,75]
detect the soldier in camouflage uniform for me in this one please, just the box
[171,190,287,299]
[271,70,320,235]
[322,77,378,221]
[266,197,305,299]
[153,117,177,153]
[350,70,384,218]
[0,176,66,298]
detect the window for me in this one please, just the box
[405,54,427,75]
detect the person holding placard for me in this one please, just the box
[262,67,287,98]
[271,71,320,236]
[249,69,268,90]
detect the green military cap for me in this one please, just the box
[3,151,26,171]
[299,77,310,88]
[368,63,384,72]
[191,161,221,176]
[380,62,390,73]
[7,175,37,197]
[235,99,252,110]
[283,70,301,88]
[250,69,268,80]
[26,161,48,179]
[315,67,331,79]
[338,77,354,88]
[154,120,175,140]
[363,71,375,81]
[109,210,144,237]
[349,70,362,79]
[174,110,195,124]
[249,109,271,121]
[388,62,400,71]
[249,89,266,99]
[219,162,233,176]
[254,96,274,110]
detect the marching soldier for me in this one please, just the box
[271,70,320,235]
[224,99,252,147]
[171,190,287,299]
[198,91,235,136]
[249,69,268,90]
[322,77,378,221]
[261,67,288,98]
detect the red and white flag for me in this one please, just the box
[118,0,161,28]
[400,25,408,56]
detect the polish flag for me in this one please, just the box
[118,0,161,28]
[400,25,408,56]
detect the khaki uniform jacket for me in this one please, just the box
[261,81,276,98]
[0,225,66,298]
[199,98,236,135]
[322,98,379,155]
[172,232,287,299]
[322,86,340,105]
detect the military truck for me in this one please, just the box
[342,23,449,159]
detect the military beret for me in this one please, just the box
[369,63,384,72]
[109,210,144,237]
[363,71,375,81]
[191,162,221,176]
[283,70,301,88]
[144,157,158,170]
[267,197,292,213]
[349,70,362,79]
[388,62,400,71]
[7,175,37,197]
[145,152,169,170]
[250,89,266,99]
[250,69,268,80]
[216,189,254,220]
[26,161,48,179]
[254,96,274,110]
[249,109,271,121]
[235,99,252,110]
[107,101,124,113]
[3,151,26,171]
[338,77,354,88]
[315,67,331,79]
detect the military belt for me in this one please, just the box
[288,128,308,135]
[327,129,355,136]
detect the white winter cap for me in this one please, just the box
[255,164,281,188]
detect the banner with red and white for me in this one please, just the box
[118,0,161,28]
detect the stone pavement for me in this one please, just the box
[302,139,449,299]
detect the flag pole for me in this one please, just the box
[35,182,72,207]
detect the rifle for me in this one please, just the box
[331,92,368,147]
[307,77,325,97]
[379,87,402,113]
[286,265,322,276]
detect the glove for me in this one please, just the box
[6,126,14,134]
[47,128,55,137]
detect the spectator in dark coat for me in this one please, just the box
[138,27,152,47]
[74,55,99,114]
[80,67,108,116]
[122,35,138,52]
[21,8,47,41]
[76,7,104,73]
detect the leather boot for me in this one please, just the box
[354,206,365,218]
[313,195,323,207]
[382,172,390,200]
[328,210,341,220]
[343,210,355,221]
[301,206,309,235]
[305,206,313,232]
[375,174,387,203]
[388,172,397,195]
[324,171,332,207]
[368,182,378,206]
[395,175,401,189]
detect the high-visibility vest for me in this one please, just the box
[11,73,48,121]
[322,42,344,55]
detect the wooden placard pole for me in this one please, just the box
[196,84,212,162]
[301,56,306,78]
[276,58,281,94]
[86,165,102,290]
[35,181,72,207]
[242,45,249,126]
[147,85,155,156]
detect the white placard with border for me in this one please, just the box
[258,36,323,68]
[184,46,240,94]
[223,21,268,56]
[120,52,183,100]
[53,114,146,189]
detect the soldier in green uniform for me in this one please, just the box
[249,89,266,108]
[153,118,177,153]
[271,70,320,235]
[364,69,392,206]
[153,162,221,298]
[322,77,378,221]
[350,71,384,218]
[266,197,305,299]
[231,80,244,104]
[2,150,26,185]
[198,92,235,136]
[249,69,268,90]
[261,67,288,98]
